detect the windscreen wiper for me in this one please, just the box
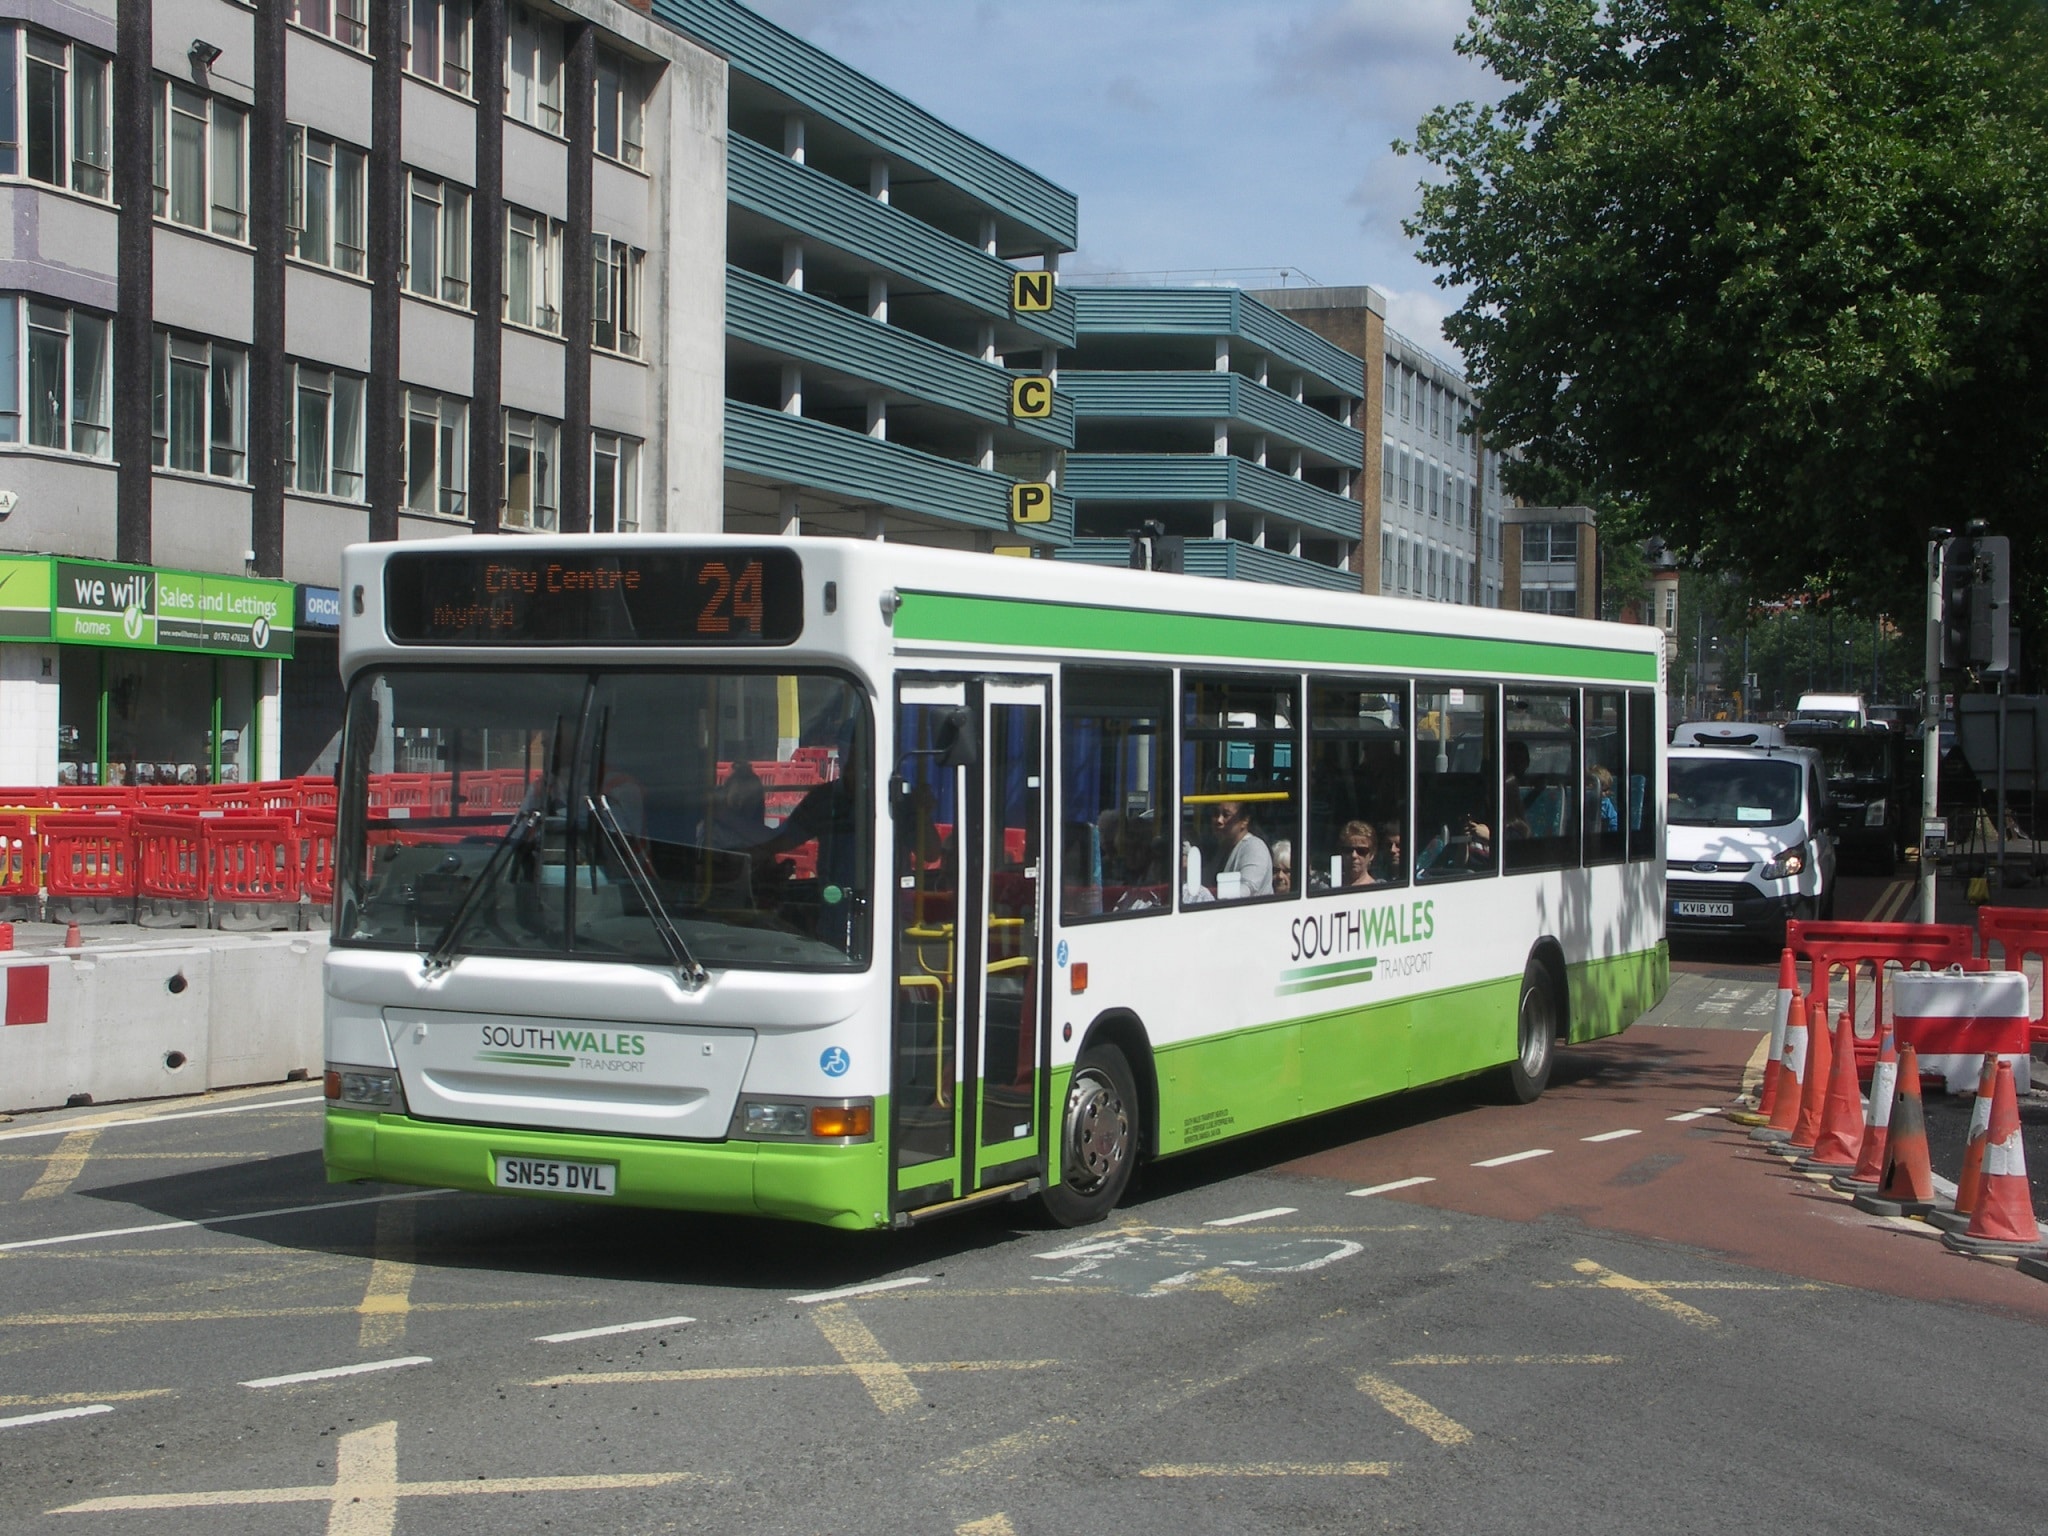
[421,806,543,976]
[587,792,710,990]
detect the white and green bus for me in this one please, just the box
[324,535,1667,1229]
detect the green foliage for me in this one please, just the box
[1402,0,2048,638]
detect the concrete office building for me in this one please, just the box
[0,0,726,789]
[1503,504,1602,620]
[1054,286,1365,588]
[651,0,1080,552]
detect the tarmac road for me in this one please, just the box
[3,1001,2046,1535]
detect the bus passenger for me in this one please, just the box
[1376,821,1404,884]
[1337,821,1378,888]
[1272,839,1294,895]
[1208,799,1273,899]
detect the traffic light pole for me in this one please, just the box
[1920,534,1946,925]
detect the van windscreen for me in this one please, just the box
[1668,759,1803,828]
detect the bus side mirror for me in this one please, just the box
[935,706,979,769]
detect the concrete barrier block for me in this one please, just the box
[208,934,324,1088]
[2,946,212,1110]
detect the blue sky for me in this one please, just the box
[746,0,1503,363]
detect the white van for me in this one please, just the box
[1672,721,1788,748]
[1666,744,1838,948]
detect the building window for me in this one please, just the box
[0,295,111,456]
[504,206,563,332]
[0,29,111,198]
[287,127,367,276]
[404,171,471,307]
[1662,588,1677,632]
[502,409,560,530]
[505,3,564,134]
[289,363,366,501]
[592,431,640,533]
[404,388,468,517]
[289,1,368,51]
[591,234,644,355]
[594,48,646,169]
[1397,448,1410,508]
[151,330,246,479]
[152,80,246,240]
[405,0,473,96]
[1428,463,1439,519]
[1523,522,1579,564]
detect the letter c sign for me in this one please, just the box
[1010,375,1053,420]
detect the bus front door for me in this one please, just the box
[890,679,1049,1217]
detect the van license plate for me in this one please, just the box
[1674,900,1734,918]
[494,1155,616,1197]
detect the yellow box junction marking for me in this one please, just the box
[358,1199,417,1349]
[50,1420,710,1531]
[958,1516,1018,1536]
[810,1303,922,1415]
[1355,1372,1473,1446]
[1141,1461,1396,1479]
[22,1129,99,1201]
[1388,1355,1622,1367]
[1565,1259,1722,1328]
[0,1389,172,1409]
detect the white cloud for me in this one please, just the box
[1380,285,1463,363]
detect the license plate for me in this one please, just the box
[1674,900,1734,918]
[494,1155,616,1197]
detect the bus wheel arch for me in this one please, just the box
[1042,1010,1154,1228]
[1501,944,1566,1104]
[1527,939,1571,1041]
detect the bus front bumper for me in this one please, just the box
[324,1108,890,1231]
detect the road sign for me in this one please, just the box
[1011,270,1055,313]
[1010,375,1053,420]
[1009,482,1054,524]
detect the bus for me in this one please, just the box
[323,536,1668,1230]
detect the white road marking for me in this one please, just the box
[1581,1129,1642,1143]
[0,1095,323,1143]
[1666,1109,1721,1122]
[789,1277,931,1304]
[1204,1207,1297,1227]
[0,1188,448,1253]
[536,1315,697,1344]
[0,1403,114,1430]
[1033,1237,1132,1259]
[1472,1149,1553,1168]
[1347,1177,1436,1198]
[241,1356,431,1389]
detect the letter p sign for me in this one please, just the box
[1010,482,1054,525]
[1010,375,1053,420]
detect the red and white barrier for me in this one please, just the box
[1890,969,2031,1096]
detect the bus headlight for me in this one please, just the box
[1865,798,1888,828]
[742,1102,811,1137]
[1761,845,1806,881]
[734,1096,876,1142]
[325,1065,406,1113]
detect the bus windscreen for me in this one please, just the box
[384,548,804,645]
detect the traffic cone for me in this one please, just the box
[63,921,81,948]
[1833,1027,1898,1194]
[1752,994,1811,1144]
[1785,996,1833,1155]
[1931,1054,2000,1235]
[1795,1010,1866,1172]
[1854,1045,1939,1217]
[1941,1062,2047,1257]
[1737,952,1799,1126]
[0,921,12,951]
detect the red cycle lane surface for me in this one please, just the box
[1279,1024,2048,1325]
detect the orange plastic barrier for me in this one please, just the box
[1975,906,2048,1047]
[299,812,337,909]
[207,816,301,909]
[0,811,36,919]
[40,812,136,918]
[296,776,339,811]
[1785,919,1980,1075]
[133,813,210,907]
[53,786,137,812]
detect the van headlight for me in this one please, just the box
[1865,798,1888,827]
[1761,845,1807,880]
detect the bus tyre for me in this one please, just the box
[1043,1044,1140,1227]
[1501,961,1557,1105]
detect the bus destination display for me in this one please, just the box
[384,549,804,646]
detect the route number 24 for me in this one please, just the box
[695,559,764,635]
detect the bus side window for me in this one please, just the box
[1307,679,1409,893]
[1584,690,1627,865]
[1060,668,1171,921]
[1180,673,1301,905]
[1503,688,1579,874]
[1414,683,1497,882]
[1626,689,1658,861]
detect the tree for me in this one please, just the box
[1403,0,2048,641]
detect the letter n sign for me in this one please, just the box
[1010,482,1054,525]
[1010,375,1053,420]
[1011,270,1054,313]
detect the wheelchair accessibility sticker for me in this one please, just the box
[819,1046,851,1078]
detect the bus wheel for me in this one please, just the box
[1043,1044,1139,1227]
[1501,960,1556,1104]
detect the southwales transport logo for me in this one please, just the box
[476,1024,647,1071]
[1277,898,1435,996]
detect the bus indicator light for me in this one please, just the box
[811,1104,873,1139]
[1070,962,1089,994]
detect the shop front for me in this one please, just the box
[0,554,294,789]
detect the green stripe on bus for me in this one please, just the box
[1277,960,1379,995]
[893,591,1659,683]
[475,1050,576,1068]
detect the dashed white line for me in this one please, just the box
[1204,1206,1297,1227]
[1347,1177,1436,1198]
[1666,1108,1722,1122]
[536,1316,696,1344]
[0,1095,324,1143]
[1581,1129,1642,1143]
[0,1404,114,1430]
[1472,1149,1553,1168]
[0,1188,449,1253]
[789,1276,931,1305]
[241,1356,431,1389]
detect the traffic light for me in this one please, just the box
[1969,534,2011,673]
[1940,532,1977,671]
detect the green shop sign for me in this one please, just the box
[0,556,296,657]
